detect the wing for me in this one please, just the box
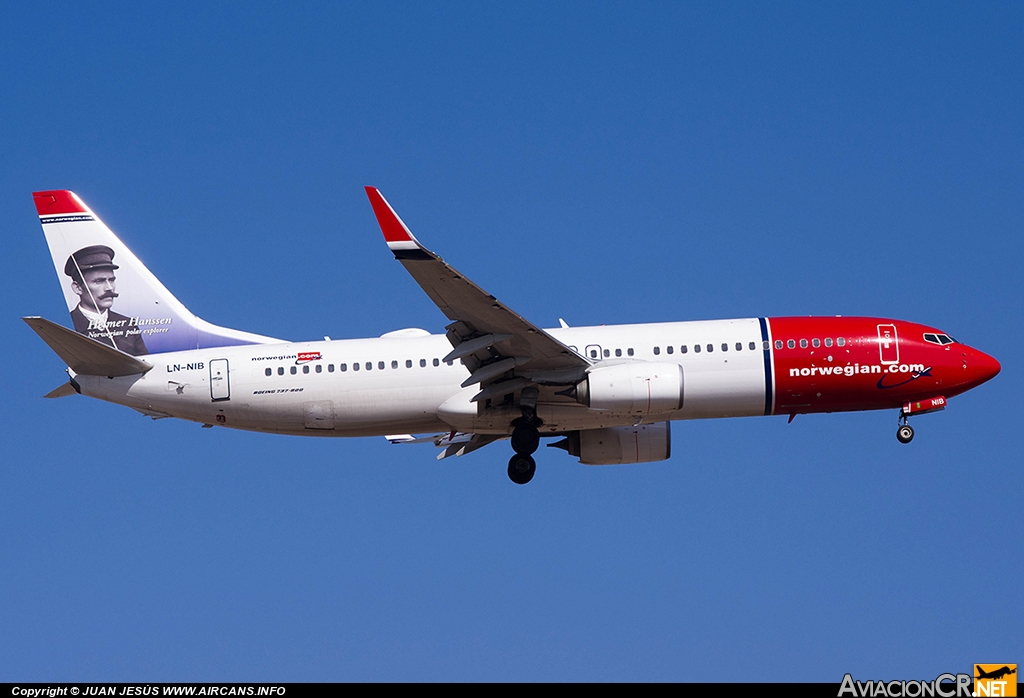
[365,187,590,402]
[384,431,506,460]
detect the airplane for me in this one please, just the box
[975,666,1016,681]
[25,188,1001,484]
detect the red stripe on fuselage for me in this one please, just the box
[767,316,980,416]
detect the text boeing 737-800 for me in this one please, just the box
[25,188,1000,484]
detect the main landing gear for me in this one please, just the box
[896,413,915,444]
[507,399,541,485]
[508,452,536,485]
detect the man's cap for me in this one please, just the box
[65,245,119,278]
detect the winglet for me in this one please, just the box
[364,186,430,258]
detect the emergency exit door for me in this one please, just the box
[210,359,230,401]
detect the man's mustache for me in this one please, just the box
[97,292,119,299]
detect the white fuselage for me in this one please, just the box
[77,318,771,437]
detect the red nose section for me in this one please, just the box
[966,348,1001,389]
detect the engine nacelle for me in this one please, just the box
[576,362,683,414]
[554,422,672,465]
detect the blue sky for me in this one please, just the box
[1,1,1020,681]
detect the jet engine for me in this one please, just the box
[575,362,683,414]
[551,422,672,465]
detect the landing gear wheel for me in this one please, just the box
[896,424,914,444]
[511,424,540,455]
[508,453,536,485]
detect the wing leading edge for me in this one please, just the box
[364,187,590,404]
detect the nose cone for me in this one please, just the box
[965,348,1001,389]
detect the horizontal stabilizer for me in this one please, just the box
[24,316,152,377]
[44,382,78,398]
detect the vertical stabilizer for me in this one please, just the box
[33,190,281,355]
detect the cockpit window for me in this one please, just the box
[924,333,956,345]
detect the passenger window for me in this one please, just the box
[265,368,272,377]
[316,364,322,373]
[391,360,398,369]
[446,360,453,366]
[406,359,413,368]
[278,367,284,375]
[799,339,808,348]
[627,348,634,356]
[433,358,440,367]
[420,359,427,367]
[589,349,598,359]
[302,365,309,374]
[812,339,820,348]
[751,342,757,351]
[376,361,383,370]
[615,348,622,357]
[366,362,373,371]
[353,363,359,371]
[328,364,335,373]
[654,346,660,355]
[837,337,846,347]
[680,345,687,354]
[666,346,673,355]
[694,344,701,353]
[722,343,728,352]
[825,338,833,347]
[707,344,713,353]
[603,349,610,358]
[736,342,743,351]
[341,363,348,372]
[290,366,297,375]
[787,340,795,349]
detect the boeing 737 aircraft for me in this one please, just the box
[25,188,1000,484]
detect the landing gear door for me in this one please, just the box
[877,324,899,365]
[210,358,230,401]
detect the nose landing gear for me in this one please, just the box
[895,397,945,444]
[896,422,915,444]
